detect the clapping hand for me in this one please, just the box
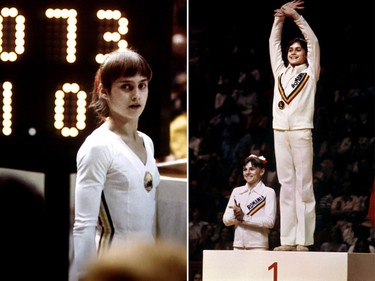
[231,199,244,222]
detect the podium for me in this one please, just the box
[203,250,375,281]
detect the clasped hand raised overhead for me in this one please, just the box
[273,0,304,17]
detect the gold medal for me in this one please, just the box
[278,101,285,109]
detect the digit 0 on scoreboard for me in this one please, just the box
[0,6,131,137]
[53,83,87,137]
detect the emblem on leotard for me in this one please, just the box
[144,171,153,192]
[278,101,285,109]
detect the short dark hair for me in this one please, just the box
[287,37,307,52]
[242,156,266,169]
[90,48,153,121]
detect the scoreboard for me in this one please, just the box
[0,1,178,280]
[0,0,174,172]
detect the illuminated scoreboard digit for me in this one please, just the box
[0,5,132,138]
[44,8,129,64]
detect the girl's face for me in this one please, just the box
[287,42,307,67]
[242,162,264,187]
[103,74,149,121]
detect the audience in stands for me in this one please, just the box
[189,0,374,273]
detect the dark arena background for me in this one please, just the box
[0,0,186,280]
[189,0,374,279]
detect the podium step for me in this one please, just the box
[203,250,375,281]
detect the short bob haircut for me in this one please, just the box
[89,49,153,122]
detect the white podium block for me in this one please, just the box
[203,250,375,281]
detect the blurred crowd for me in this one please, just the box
[188,5,374,277]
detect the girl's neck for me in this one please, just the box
[106,118,138,139]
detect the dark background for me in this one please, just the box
[188,0,374,278]
[189,0,374,128]
[0,0,184,280]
